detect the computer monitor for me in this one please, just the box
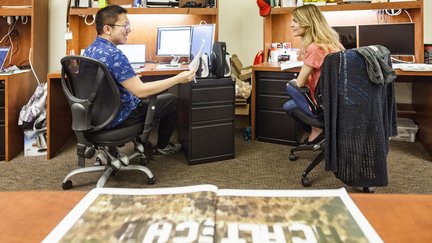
[190,24,215,60]
[0,47,10,71]
[117,44,146,68]
[358,23,415,56]
[156,26,191,63]
[332,26,357,50]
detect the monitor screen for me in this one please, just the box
[333,26,357,50]
[156,26,191,57]
[117,44,146,64]
[0,47,10,70]
[358,23,415,56]
[190,24,215,59]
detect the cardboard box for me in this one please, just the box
[231,54,252,81]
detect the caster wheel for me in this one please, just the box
[95,154,108,166]
[140,156,150,166]
[147,177,156,185]
[62,180,72,190]
[301,177,311,187]
[84,147,96,158]
[363,187,374,193]
[289,153,298,161]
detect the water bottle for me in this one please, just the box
[134,0,141,7]
[98,0,107,8]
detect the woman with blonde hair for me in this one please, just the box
[283,4,344,144]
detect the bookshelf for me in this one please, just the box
[0,0,48,81]
[66,0,219,63]
[263,1,424,62]
[0,0,48,161]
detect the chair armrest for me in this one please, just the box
[288,79,322,116]
[288,79,310,94]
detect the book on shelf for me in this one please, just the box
[43,185,382,243]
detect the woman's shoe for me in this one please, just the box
[306,132,324,145]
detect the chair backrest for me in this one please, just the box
[319,47,397,186]
[60,56,121,132]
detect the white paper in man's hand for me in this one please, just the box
[188,39,205,73]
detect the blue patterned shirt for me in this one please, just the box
[84,36,141,128]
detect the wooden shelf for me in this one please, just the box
[67,3,219,63]
[0,0,48,161]
[397,103,416,117]
[70,7,218,16]
[0,8,32,16]
[263,0,424,63]
[271,1,422,14]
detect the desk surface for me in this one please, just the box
[0,191,431,242]
[252,62,432,77]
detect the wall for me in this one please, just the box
[219,0,263,66]
[424,0,432,44]
[48,0,67,72]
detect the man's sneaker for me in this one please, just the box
[153,143,182,156]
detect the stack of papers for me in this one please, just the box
[280,61,303,70]
[156,64,181,70]
[43,186,383,243]
[392,63,432,72]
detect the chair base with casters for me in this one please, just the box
[61,122,156,190]
[288,137,324,187]
[62,139,155,190]
[289,138,373,192]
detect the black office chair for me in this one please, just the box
[287,47,397,192]
[60,56,155,189]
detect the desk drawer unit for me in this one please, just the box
[0,80,5,160]
[178,77,235,165]
[255,71,303,145]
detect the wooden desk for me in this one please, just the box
[0,71,37,161]
[251,63,432,156]
[395,70,432,156]
[0,191,431,242]
[47,64,187,159]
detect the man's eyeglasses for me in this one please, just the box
[108,23,131,31]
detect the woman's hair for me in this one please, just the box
[95,5,128,35]
[292,4,343,52]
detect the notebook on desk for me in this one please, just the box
[156,63,181,70]
[0,47,11,73]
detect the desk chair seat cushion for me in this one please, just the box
[290,108,324,129]
[319,49,397,187]
[85,123,143,146]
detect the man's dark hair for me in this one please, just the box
[95,5,128,35]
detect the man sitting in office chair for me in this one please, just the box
[84,5,196,157]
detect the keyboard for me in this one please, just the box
[156,64,181,70]
[393,63,432,72]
